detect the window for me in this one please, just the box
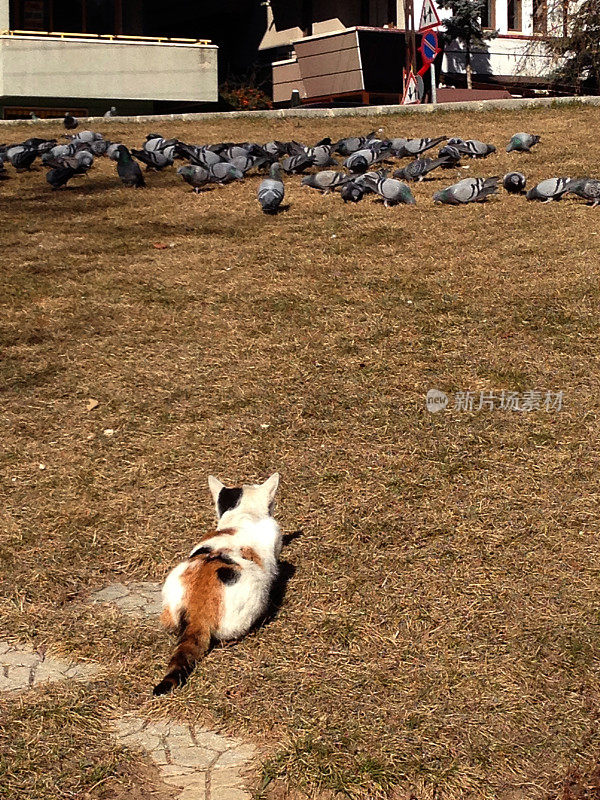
[481,0,496,29]
[507,0,522,30]
[532,0,547,33]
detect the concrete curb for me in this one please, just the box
[1,94,599,127]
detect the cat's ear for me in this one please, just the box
[208,475,225,505]
[261,472,280,508]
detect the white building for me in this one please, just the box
[261,0,565,103]
[0,0,218,118]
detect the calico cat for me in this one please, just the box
[153,473,281,696]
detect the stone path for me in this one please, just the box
[115,717,255,800]
[0,583,257,800]
[89,581,162,618]
[0,640,101,692]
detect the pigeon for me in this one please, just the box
[29,111,39,122]
[304,138,338,168]
[73,149,94,169]
[70,130,104,144]
[208,162,244,184]
[106,142,123,161]
[301,170,350,194]
[437,144,463,167]
[6,144,37,171]
[63,112,78,130]
[503,172,527,194]
[227,153,269,174]
[394,156,452,181]
[340,178,369,203]
[131,147,174,170]
[333,132,376,156]
[565,178,600,207]
[263,140,289,159]
[433,177,500,204]
[390,136,447,157]
[361,173,416,206]
[526,177,571,202]
[103,106,117,118]
[257,163,284,213]
[280,152,314,174]
[177,164,210,192]
[115,145,146,187]
[506,133,540,153]
[454,140,496,158]
[89,139,109,157]
[45,156,88,189]
[176,142,223,168]
[344,142,391,174]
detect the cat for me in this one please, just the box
[153,473,281,696]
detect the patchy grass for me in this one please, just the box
[1,103,600,800]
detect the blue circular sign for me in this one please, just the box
[420,31,439,64]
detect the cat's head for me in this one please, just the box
[208,473,279,521]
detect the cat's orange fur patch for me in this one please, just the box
[240,546,263,568]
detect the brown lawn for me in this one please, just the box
[2,103,600,800]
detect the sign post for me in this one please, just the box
[417,1,442,104]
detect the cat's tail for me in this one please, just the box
[153,621,211,696]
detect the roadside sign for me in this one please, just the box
[402,70,420,105]
[419,0,442,31]
[419,30,439,65]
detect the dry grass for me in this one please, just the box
[2,103,600,800]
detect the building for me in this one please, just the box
[260,0,564,104]
[0,0,219,118]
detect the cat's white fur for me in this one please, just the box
[161,473,281,641]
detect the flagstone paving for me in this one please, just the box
[0,582,256,800]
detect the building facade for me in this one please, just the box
[261,0,564,104]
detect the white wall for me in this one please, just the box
[0,36,218,101]
[0,0,9,29]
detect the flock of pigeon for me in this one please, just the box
[1,112,599,213]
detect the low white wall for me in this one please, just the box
[443,36,555,80]
[0,36,218,102]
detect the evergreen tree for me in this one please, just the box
[437,0,497,89]
[545,0,600,93]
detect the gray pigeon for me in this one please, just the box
[6,144,37,171]
[565,178,600,207]
[115,145,145,187]
[63,112,78,130]
[437,144,463,167]
[340,176,372,203]
[433,177,500,204]
[454,140,496,158]
[333,132,376,156]
[506,133,540,153]
[131,147,174,171]
[208,162,244,184]
[106,142,123,161]
[280,152,314,174]
[344,142,391,174]
[103,106,117,118]
[177,164,210,192]
[503,172,527,194]
[73,149,94,169]
[361,173,416,207]
[71,130,103,144]
[526,177,571,202]
[394,156,452,181]
[391,136,447,157]
[301,171,350,194]
[257,163,284,214]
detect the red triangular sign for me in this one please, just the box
[402,71,420,105]
[419,0,442,31]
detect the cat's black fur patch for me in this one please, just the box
[217,487,243,518]
[207,552,236,565]
[190,545,211,558]
[216,566,240,585]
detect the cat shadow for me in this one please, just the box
[263,528,302,625]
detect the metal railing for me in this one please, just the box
[0,29,211,44]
